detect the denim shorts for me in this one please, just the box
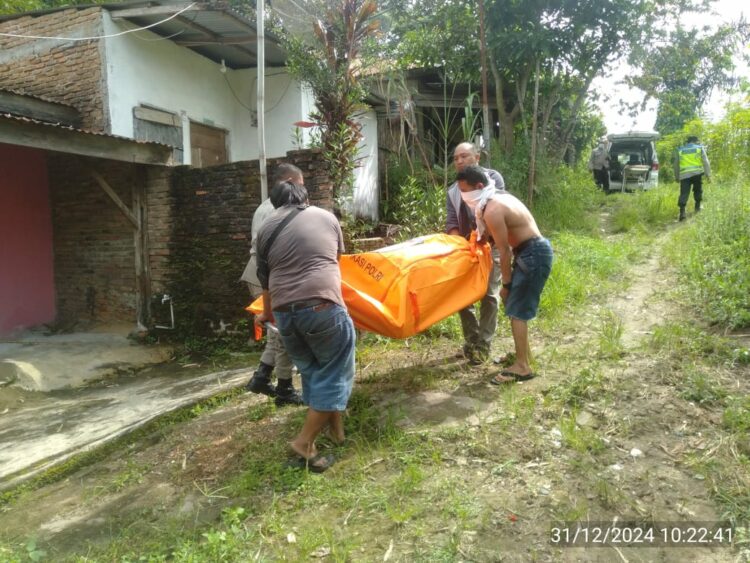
[504,239,553,321]
[274,302,356,412]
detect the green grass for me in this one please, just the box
[545,367,605,409]
[679,366,729,406]
[607,187,675,233]
[538,232,640,324]
[664,181,750,329]
[597,309,624,359]
[647,322,739,367]
[559,414,605,454]
[723,396,750,434]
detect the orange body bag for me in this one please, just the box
[246,233,492,339]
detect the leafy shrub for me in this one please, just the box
[723,396,750,433]
[386,176,446,240]
[657,106,750,185]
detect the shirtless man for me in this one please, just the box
[446,142,506,364]
[455,165,554,383]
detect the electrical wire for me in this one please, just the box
[0,3,197,41]
[223,69,292,114]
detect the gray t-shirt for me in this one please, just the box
[257,205,345,309]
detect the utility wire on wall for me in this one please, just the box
[0,3,197,40]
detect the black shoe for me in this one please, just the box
[679,207,687,221]
[468,345,490,366]
[245,362,276,397]
[455,343,472,359]
[275,381,303,407]
[695,202,701,212]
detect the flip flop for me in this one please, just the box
[501,369,537,382]
[288,453,336,473]
[489,373,516,385]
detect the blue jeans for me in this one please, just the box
[274,303,356,411]
[505,239,553,321]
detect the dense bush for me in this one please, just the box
[381,154,446,239]
[657,104,750,184]
[660,104,750,329]
[383,145,604,241]
[489,139,602,236]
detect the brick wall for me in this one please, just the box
[148,148,332,333]
[0,8,107,131]
[48,155,138,326]
[42,148,331,333]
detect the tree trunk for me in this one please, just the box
[556,72,595,161]
[489,51,530,155]
[527,59,540,207]
[538,82,560,158]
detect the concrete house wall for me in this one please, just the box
[102,12,378,217]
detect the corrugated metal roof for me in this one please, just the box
[0,87,77,109]
[0,1,287,70]
[0,112,171,148]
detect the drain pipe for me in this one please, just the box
[154,294,175,330]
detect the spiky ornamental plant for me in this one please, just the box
[282,0,380,207]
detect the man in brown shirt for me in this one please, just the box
[255,181,356,472]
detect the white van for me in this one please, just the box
[607,131,660,191]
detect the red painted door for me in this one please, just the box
[0,144,55,336]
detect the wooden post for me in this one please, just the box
[132,182,144,329]
[133,170,151,329]
[89,168,149,330]
[257,0,268,200]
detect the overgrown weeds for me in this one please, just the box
[664,181,750,329]
[607,187,675,233]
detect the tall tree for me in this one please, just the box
[485,0,684,156]
[626,22,749,134]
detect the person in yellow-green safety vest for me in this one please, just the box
[674,135,711,221]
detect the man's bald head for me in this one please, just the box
[453,142,481,172]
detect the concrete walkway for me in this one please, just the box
[0,366,251,490]
[0,329,172,391]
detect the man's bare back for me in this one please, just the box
[482,193,542,250]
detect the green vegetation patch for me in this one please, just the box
[540,232,639,321]
[665,182,750,329]
[607,187,675,233]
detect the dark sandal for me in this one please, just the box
[489,373,516,385]
[288,453,336,473]
[501,369,537,382]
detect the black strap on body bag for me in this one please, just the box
[256,206,305,288]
